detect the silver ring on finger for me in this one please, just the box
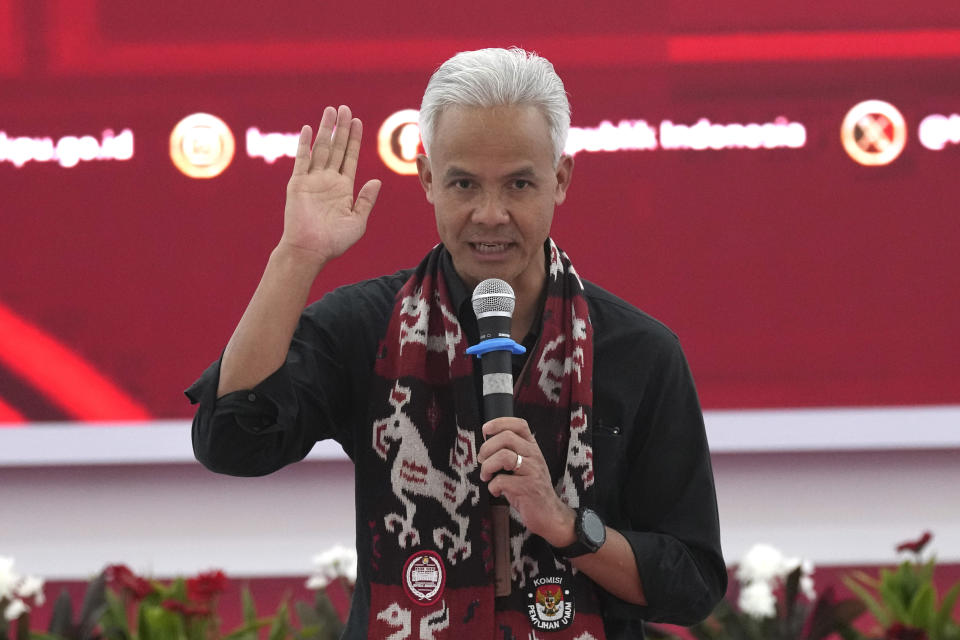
[514,452,523,471]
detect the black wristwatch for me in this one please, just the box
[553,507,607,558]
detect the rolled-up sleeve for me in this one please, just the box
[627,338,726,624]
[185,356,325,476]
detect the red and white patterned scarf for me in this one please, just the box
[362,240,606,639]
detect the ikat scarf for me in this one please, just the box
[361,240,606,639]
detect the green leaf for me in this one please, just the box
[294,601,322,629]
[919,557,937,585]
[164,578,187,603]
[907,583,936,629]
[850,570,881,590]
[880,577,911,622]
[47,591,73,636]
[843,575,891,627]
[267,603,291,640]
[100,590,131,640]
[241,587,257,625]
[138,604,185,640]
[933,581,960,640]
[77,572,108,640]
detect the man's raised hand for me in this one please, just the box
[281,105,382,266]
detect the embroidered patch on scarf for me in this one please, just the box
[527,575,575,631]
[403,550,446,606]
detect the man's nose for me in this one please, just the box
[471,193,509,225]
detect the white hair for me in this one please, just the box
[418,47,570,164]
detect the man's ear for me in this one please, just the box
[416,154,434,204]
[554,154,574,205]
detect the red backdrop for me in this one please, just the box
[2,0,959,423]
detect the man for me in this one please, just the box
[188,48,726,639]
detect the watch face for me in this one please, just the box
[581,509,606,547]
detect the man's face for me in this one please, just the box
[417,105,573,297]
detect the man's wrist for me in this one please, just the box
[270,242,327,283]
[546,505,578,549]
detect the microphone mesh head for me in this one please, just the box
[472,278,515,317]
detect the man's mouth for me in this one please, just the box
[470,242,511,253]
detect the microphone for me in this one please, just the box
[465,278,526,597]
[468,278,527,422]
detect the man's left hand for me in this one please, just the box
[476,416,576,548]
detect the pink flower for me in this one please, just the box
[895,532,932,555]
[105,564,153,600]
[186,570,227,603]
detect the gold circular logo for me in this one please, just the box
[169,113,236,178]
[377,109,421,176]
[840,100,907,166]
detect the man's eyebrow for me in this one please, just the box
[441,166,540,180]
[441,166,477,180]
[505,167,538,179]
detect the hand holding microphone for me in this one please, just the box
[466,278,525,596]
[468,279,586,595]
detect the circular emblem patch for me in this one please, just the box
[526,576,575,631]
[402,550,445,606]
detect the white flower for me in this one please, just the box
[16,575,45,606]
[736,543,785,585]
[3,598,28,621]
[307,544,358,590]
[738,581,777,618]
[0,556,18,599]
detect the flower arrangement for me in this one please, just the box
[667,543,866,640]
[3,538,957,640]
[843,532,960,640]
[0,556,46,640]
[648,533,960,640]
[0,559,342,640]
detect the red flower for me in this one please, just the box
[895,531,932,554]
[161,599,211,617]
[186,570,227,603]
[105,564,153,599]
[885,623,928,640]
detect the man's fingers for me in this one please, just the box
[354,179,382,218]
[326,105,353,170]
[310,106,337,170]
[340,118,363,178]
[479,448,521,482]
[482,417,535,441]
[291,125,312,176]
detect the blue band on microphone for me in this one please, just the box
[466,337,527,357]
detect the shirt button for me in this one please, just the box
[247,393,257,402]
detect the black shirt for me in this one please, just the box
[187,249,726,638]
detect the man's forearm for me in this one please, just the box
[217,244,325,398]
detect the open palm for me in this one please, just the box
[281,105,382,264]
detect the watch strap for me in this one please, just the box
[553,507,605,558]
